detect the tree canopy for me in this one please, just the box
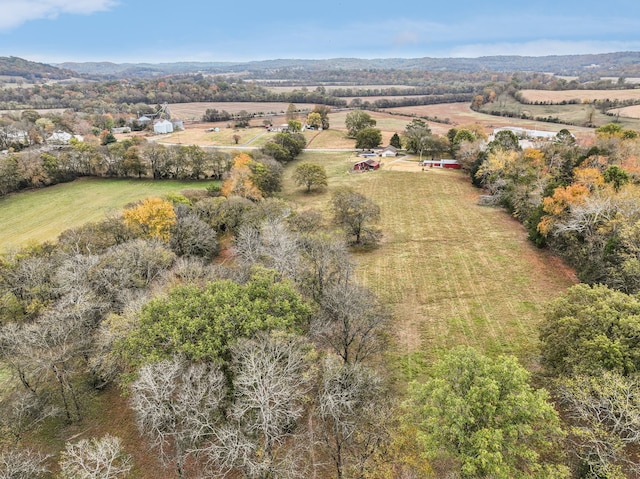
[408,347,567,479]
[331,187,380,245]
[121,268,312,365]
[539,283,640,377]
[345,110,376,138]
[355,127,382,149]
[293,162,328,192]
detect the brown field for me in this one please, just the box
[519,89,640,104]
[338,95,429,103]
[609,104,640,119]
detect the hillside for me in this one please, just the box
[0,56,79,81]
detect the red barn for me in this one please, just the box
[422,159,461,169]
[353,159,380,171]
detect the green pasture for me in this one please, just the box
[0,178,217,252]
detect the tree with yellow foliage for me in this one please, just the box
[122,197,176,241]
[220,153,263,201]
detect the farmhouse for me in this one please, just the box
[378,145,398,157]
[46,131,83,145]
[422,159,461,169]
[353,159,380,171]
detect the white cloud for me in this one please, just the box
[0,0,118,31]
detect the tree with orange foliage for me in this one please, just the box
[220,153,263,201]
[122,197,176,241]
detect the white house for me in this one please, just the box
[47,131,83,145]
[378,145,398,157]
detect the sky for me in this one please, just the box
[1,0,640,64]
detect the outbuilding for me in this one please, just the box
[422,159,461,169]
[153,119,174,134]
[353,159,380,171]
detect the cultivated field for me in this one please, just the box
[519,88,640,104]
[282,153,576,370]
[0,178,217,252]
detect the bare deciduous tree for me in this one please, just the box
[235,218,302,281]
[557,371,640,477]
[0,388,60,444]
[299,233,353,301]
[316,357,390,479]
[312,281,390,365]
[0,447,49,479]
[0,304,90,421]
[59,434,132,479]
[130,357,226,479]
[201,333,315,479]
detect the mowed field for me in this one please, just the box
[1,153,577,368]
[519,88,640,103]
[283,153,577,370]
[0,178,217,252]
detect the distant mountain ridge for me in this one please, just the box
[55,52,640,78]
[3,52,640,81]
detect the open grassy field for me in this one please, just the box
[283,152,577,371]
[0,178,217,252]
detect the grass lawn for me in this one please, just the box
[283,153,577,375]
[0,178,218,252]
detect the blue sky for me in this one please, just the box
[1,0,640,64]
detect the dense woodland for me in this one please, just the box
[4,56,640,479]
